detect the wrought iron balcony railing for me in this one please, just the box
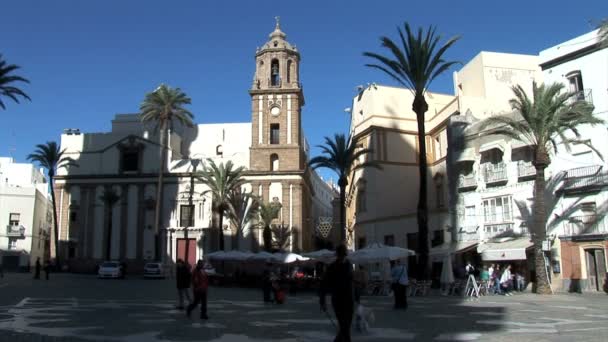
[483,223,514,238]
[6,225,25,238]
[457,173,477,190]
[483,162,508,184]
[517,161,536,179]
[563,215,607,236]
[568,89,593,105]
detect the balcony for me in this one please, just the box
[568,89,593,105]
[483,223,514,239]
[483,163,508,185]
[563,215,607,236]
[517,161,536,180]
[6,225,26,238]
[457,173,477,191]
[560,165,608,194]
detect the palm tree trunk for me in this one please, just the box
[154,120,168,261]
[105,207,113,261]
[49,175,60,269]
[339,181,347,244]
[533,161,551,294]
[263,225,272,252]
[218,208,225,251]
[414,94,430,280]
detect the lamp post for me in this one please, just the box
[185,157,202,266]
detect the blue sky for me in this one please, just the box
[2,1,607,179]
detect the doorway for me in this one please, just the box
[585,248,606,291]
[176,238,197,267]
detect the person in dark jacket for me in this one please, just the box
[319,244,354,342]
[175,259,192,310]
[187,259,209,320]
[43,260,51,280]
[34,258,41,279]
[262,262,273,303]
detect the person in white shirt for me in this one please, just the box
[465,262,475,277]
[390,260,409,309]
[500,264,513,296]
[488,264,495,279]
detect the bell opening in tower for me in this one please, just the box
[271,59,280,87]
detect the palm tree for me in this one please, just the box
[479,82,602,294]
[309,134,379,244]
[364,23,459,279]
[0,54,31,110]
[258,202,282,252]
[27,141,77,268]
[227,188,260,250]
[140,84,194,260]
[197,160,246,251]
[100,188,120,261]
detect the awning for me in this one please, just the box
[479,141,505,153]
[511,138,533,150]
[477,238,533,261]
[456,148,476,162]
[430,240,479,258]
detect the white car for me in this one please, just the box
[97,261,124,279]
[143,262,165,279]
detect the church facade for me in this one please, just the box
[53,20,336,272]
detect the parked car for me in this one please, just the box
[143,262,165,279]
[98,261,124,279]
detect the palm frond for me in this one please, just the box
[0,54,31,110]
[364,23,459,95]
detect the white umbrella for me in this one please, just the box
[303,249,335,261]
[350,243,415,263]
[250,251,275,262]
[223,250,254,261]
[272,252,310,264]
[206,251,227,260]
[440,253,455,285]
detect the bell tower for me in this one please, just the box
[249,17,305,173]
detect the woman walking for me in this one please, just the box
[187,260,209,320]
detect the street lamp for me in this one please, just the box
[185,155,204,265]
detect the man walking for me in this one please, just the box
[187,260,209,320]
[43,260,51,280]
[175,259,191,310]
[391,260,408,309]
[319,244,354,342]
[34,258,41,279]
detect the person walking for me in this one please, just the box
[187,260,209,320]
[500,264,513,296]
[391,260,408,309]
[34,258,41,280]
[43,260,51,280]
[319,245,355,342]
[262,263,273,303]
[175,259,192,310]
[492,265,502,295]
[353,265,368,304]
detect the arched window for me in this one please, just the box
[271,59,280,86]
[287,60,292,84]
[270,154,279,171]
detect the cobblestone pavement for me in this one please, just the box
[0,273,607,341]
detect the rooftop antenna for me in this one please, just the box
[8,130,16,159]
